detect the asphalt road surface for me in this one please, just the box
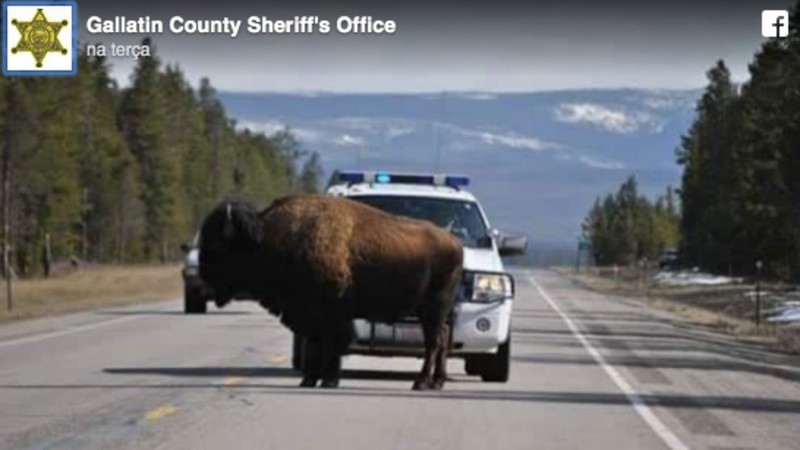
[2,269,800,450]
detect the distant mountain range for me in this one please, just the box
[219,89,700,260]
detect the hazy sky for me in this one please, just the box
[76,0,797,92]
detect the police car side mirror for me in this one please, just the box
[498,234,527,257]
[475,229,501,248]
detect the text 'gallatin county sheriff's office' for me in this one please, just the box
[85,15,397,37]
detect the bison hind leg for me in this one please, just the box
[414,271,459,391]
[413,309,445,391]
[431,322,451,390]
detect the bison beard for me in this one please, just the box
[199,195,463,390]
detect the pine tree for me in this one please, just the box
[119,38,177,261]
[735,6,800,279]
[676,60,741,273]
[198,77,233,200]
[0,38,318,273]
[673,2,800,279]
[582,177,679,266]
[298,152,323,193]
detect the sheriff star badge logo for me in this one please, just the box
[10,8,68,68]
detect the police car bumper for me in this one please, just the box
[451,300,512,353]
[347,300,512,356]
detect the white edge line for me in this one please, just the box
[0,315,143,349]
[526,273,690,450]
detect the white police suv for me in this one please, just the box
[293,171,526,382]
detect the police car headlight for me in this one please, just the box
[472,273,513,302]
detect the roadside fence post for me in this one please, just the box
[755,260,763,328]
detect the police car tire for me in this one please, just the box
[480,336,511,382]
[464,356,483,376]
[292,334,306,371]
[184,287,207,314]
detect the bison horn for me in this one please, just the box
[223,203,235,239]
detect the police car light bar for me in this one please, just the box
[337,171,470,188]
[337,172,366,183]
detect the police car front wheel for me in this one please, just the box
[465,335,510,382]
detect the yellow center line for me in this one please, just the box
[222,376,244,386]
[269,354,288,364]
[144,404,178,422]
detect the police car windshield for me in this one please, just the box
[351,195,490,248]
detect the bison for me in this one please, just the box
[198,195,463,390]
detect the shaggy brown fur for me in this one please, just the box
[199,195,463,390]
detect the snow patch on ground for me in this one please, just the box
[652,271,742,286]
[768,304,800,323]
[767,292,800,323]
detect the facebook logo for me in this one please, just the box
[762,10,789,37]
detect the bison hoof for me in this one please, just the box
[320,379,340,389]
[412,379,433,391]
[299,377,319,388]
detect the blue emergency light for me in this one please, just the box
[337,171,470,188]
[375,172,392,184]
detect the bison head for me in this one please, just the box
[198,199,263,304]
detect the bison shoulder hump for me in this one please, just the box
[263,196,356,294]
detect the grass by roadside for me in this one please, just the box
[562,268,800,356]
[0,264,183,322]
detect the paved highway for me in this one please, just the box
[1,270,800,449]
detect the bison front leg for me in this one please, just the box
[299,337,322,388]
[319,340,342,389]
[319,316,352,388]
